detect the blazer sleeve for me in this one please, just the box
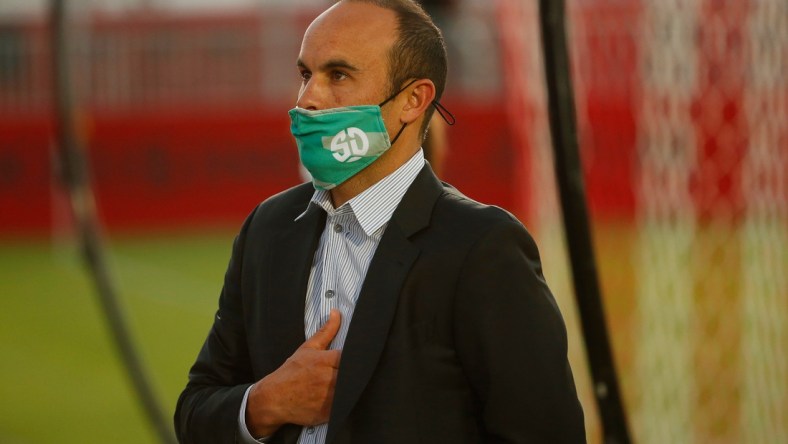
[453,218,586,443]
[174,207,259,444]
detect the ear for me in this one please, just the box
[399,79,436,126]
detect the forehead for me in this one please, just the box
[300,2,398,69]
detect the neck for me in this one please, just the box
[329,137,420,208]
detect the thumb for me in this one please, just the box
[303,309,342,350]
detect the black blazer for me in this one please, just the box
[175,165,585,443]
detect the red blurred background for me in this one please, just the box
[0,4,646,235]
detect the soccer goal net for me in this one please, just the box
[497,0,787,443]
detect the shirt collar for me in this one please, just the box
[295,149,425,236]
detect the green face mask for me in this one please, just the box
[289,104,406,190]
[289,79,423,190]
[290,79,456,191]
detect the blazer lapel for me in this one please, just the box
[326,165,444,442]
[264,202,326,368]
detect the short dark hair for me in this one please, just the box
[343,0,448,138]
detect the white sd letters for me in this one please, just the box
[331,127,369,162]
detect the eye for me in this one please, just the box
[331,70,348,81]
[299,69,312,81]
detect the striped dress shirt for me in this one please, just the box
[238,150,425,444]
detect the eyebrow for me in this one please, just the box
[297,58,360,73]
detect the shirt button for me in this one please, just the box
[325,289,335,299]
[306,426,315,434]
[334,223,343,233]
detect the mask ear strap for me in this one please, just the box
[432,101,456,126]
[379,78,421,108]
[390,123,408,146]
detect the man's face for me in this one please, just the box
[296,2,399,114]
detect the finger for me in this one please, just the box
[322,349,342,369]
[303,309,342,350]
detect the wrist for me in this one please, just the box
[246,378,283,438]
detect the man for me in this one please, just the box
[175,1,585,443]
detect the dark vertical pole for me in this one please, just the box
[50,1,176,443]
[537,1,632,443]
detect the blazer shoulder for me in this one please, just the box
[435,183,525,234]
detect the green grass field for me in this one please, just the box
[0,230,237,443]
